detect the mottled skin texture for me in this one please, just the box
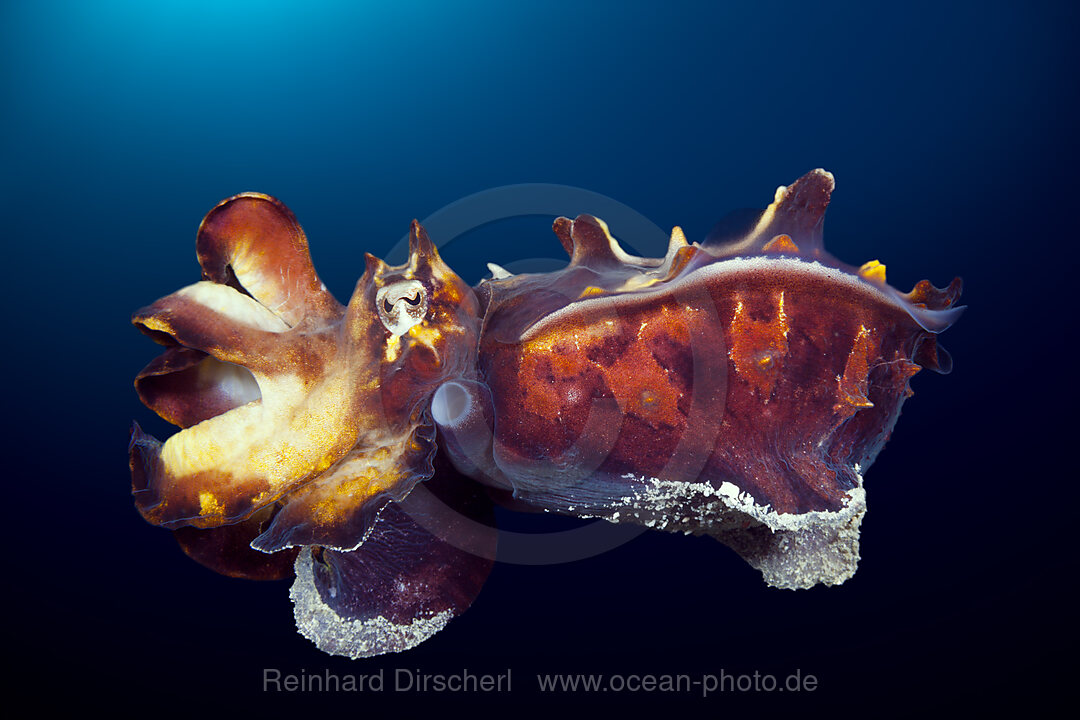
[129,194,479,556]
[482,262,939,515]
[445,170,962,571]
[480,276,728,501]
[129,169,962,656]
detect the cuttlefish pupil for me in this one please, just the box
[382,292,421,314]
[377,280,429,335]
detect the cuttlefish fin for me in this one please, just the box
[290,468,496,658]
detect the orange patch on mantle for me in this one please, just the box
[728,291,789,400]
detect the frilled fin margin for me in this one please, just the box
[290,463,497,657]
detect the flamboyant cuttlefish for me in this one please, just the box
[129,169,963,657]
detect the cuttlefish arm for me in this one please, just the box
[130,193,480,556]
[171,505,300,581]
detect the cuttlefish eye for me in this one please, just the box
[376,279,428,335]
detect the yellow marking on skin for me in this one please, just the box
[384,334,401,363]
[154,366,365,526]
[523,314,619,357]
[314,452,337,474]
[433,276,463,304]
[198,492,223,517]
[615,276,661,292]
[669,226,687,247]
[137,315,174,335]
[248,491,271,508]
[309,465,379,526]
[406,322,446,363]
[746,185,788,240]
[762,234,801,254]
[303,435,416,527]
[858,260,887,284]
[580,286,606,298]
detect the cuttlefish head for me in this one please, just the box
[129,193,480,563]
[346,220,480,431]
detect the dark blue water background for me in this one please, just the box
[2,0,1073,711]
